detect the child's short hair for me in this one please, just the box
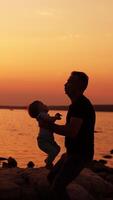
[28,100,41,118]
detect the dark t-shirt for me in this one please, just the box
[65,95,95,161]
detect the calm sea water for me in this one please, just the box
[0,109,113,168]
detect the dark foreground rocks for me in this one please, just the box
[0,160,113,200]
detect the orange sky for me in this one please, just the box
[0,0,113,106]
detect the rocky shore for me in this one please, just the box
[0,160,113,200]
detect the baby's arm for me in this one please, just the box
[49,113,62,122]
[37,112,62,123]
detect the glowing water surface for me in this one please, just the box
[0,109,113,167]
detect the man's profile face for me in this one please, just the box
[64,75,80,98]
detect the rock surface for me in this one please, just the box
[0,160,113,200]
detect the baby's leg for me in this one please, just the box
[47,153,66,184]
[44,142,60,167]
[37,139,60,168]
[52,142,60,157]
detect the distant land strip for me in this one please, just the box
[0,105,113,112]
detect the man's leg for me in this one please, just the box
[49,155,86,200]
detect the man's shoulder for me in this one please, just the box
[80,95,94,107]
[70,95,91,107]
[69,95,95,113]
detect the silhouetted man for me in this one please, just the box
[39,71,96,200]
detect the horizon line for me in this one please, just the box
[0,104,113,112]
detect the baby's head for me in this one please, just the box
[28,100,48,118]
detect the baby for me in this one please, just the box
[28,100,61,169]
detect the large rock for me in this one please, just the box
[74,168,113,199]
[67,183,95,200]
[0,161,113,200]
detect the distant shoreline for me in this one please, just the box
[0,105,113,112]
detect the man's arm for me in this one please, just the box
[39,117,83,139]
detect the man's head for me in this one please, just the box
[64,71,89,99]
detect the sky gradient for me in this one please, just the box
[0,0,113,106]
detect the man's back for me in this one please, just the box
[65,95,95,161]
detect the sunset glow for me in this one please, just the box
[0,0,113,105]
